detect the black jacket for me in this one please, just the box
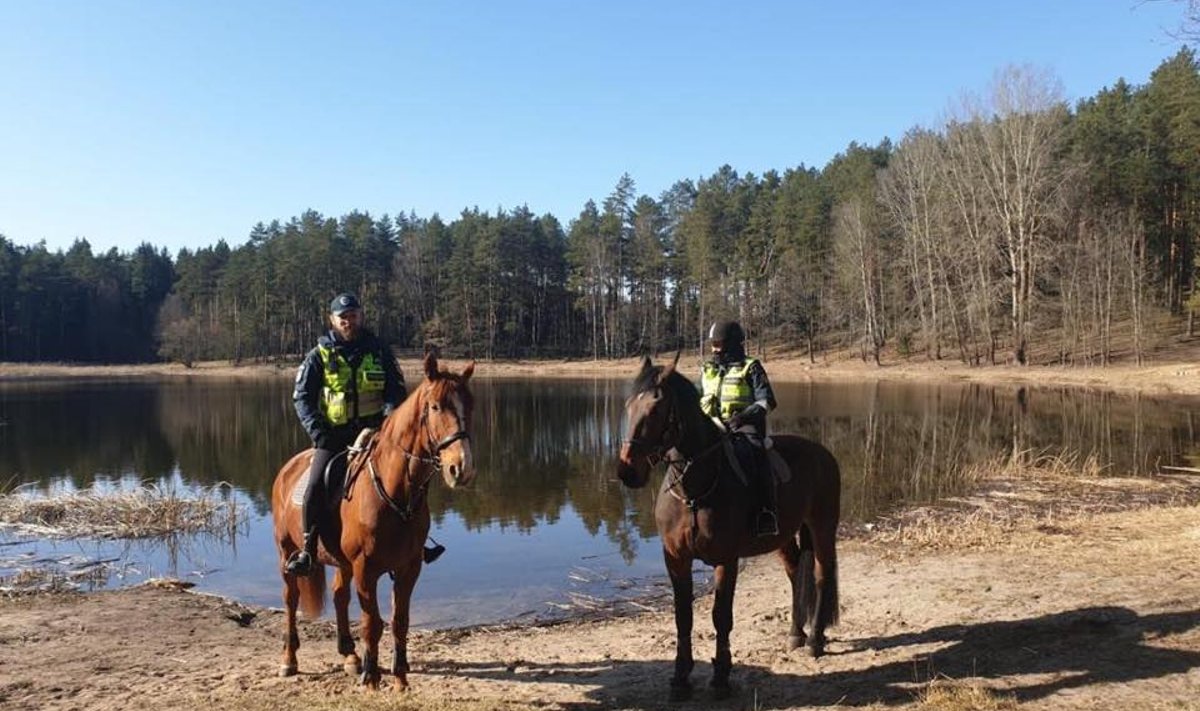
[292,328,405,448]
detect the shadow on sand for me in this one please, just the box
[416,605,1200,709]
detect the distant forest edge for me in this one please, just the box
[2,52,1199,367]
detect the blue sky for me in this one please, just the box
[0,1,1191,255]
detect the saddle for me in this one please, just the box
[721,433,791,487]
[289,428,377,511]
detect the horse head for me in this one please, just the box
[414,352,477,489]
[618,354,685,489]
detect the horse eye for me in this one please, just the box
[430,403,440,412]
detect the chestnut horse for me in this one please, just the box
[616,356,841,700]
[271,353,475,690]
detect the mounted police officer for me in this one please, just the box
[286,292,407,575]
[699,320,779,536]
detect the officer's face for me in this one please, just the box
[330,308,363,341]
[711,340,724,355]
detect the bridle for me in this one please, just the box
[623,385,726,509]
[366,387,470,522]
[622,388,682,469]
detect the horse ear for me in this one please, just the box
[672,349,681,368]
[461,360,475,381]
[423,352,439,380]
[640,355,653,374]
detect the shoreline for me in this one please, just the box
[4,353,1200,396]
[2,471,1197,710]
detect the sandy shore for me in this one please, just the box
[2,471,1198,710]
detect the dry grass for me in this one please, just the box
[0,482,245,541]
[917,678,1018,710]
[864,450,1200,552]
[207,692,538,711]
[0,563,114,596]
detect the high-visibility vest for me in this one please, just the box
[317,345,386,426]
[700,358,758,420]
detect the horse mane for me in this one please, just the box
[633,364,702,413]
[632,364,664,395]
[379,369,474,445]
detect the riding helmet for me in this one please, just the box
[707,320,745,346]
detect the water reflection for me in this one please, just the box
[2,376,1198,625]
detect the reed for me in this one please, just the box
[0,482,244,541]
[866,449,1200,551]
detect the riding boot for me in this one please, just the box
[753,447,779,537]
[286,528,318,575]
[423,544,445,564]
[286,452,328,576]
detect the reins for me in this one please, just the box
[624,381,728,537]
[357,396,470,523]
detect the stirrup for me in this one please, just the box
[755,510,779,537]
[423,544,446,564]
[284,549,314,576]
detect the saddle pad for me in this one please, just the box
[290,470,309,507]
[288,453,350,507]
[768,449,791,483]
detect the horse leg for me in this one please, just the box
[664,550,695,701]
[389,564,422,691]
[354,564,384,688]
[807,521,840,658]
[333,566,360,675]
[709,561,739,699]
[279,573,301,676]
[776,535,807,651]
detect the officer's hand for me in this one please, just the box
[727,413,745,430]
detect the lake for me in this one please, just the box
[1,375,1197,627]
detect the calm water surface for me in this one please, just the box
[2,376,1198,627]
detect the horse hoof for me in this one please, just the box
[392,676,410,692]
[808,642,826,658]
[668,682,692,703]
[359,670,380,689]
[788,634,806,651]
[279,664,297,677]
[344,659,362,676]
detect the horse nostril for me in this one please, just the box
[449,463,461,480]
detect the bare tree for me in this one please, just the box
[941,119,1004,364]
[879,128,948,360]
[959,66,1070,365]
[1144,0,1200,40]
[832,199,884,364]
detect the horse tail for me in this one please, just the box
[825,447,841,626]
[297,566,327,619]
[826,558,840,626]
[797,523,817,624]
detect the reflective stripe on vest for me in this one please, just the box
[317,345,386,426]
[700,358,758,420]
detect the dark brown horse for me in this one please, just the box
[271,353,475,690]
[616,355,841,700]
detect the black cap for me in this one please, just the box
[329,293,361,315]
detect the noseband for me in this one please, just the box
[622,389,682,467]
[404,398,471,467]
[370,391,470,522]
